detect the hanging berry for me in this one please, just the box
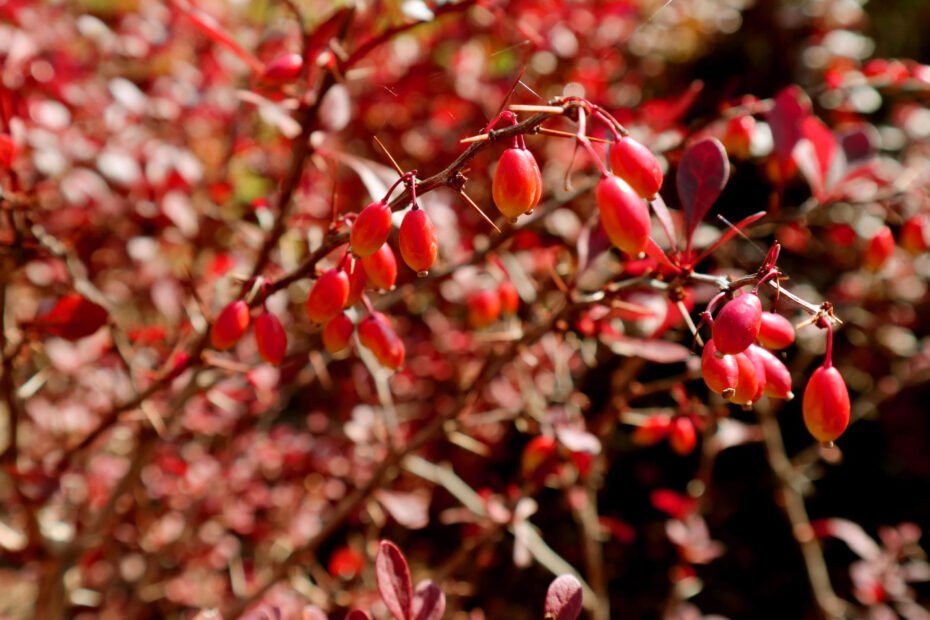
[260,53,303,84]
[323,313,354,354]
[727,351,761,406]
[748,345,793,400]
[307,269,350,324]
[900,214,930,255]
[361,243,398,291]
[492,140,542,220]
[802,324,850,442]
[358,312,405,370]
[595,175,651,256]
[712,292,763,355]
[863,226,895,272]
[701,339,739,396]
[350,200,393,257]
[608,136,663,200]
[254,311,287,365]
[467,289,502,329]
[211,300,250,350]
[345,260,368,307]
[669,417,697,456]
[757,311,795,350]
[498,281,520,316]
[399,207,438,276]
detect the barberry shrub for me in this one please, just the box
[1,1,929,619]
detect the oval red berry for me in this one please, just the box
[712,293,762,355]
[255,311,287,365]
[399,208,438,276]
[351,201,392,257]
[211,300,250,350]
[492,147,542,220]
[361,243,398,291]
[608,136,663,200]
[595,175,651,256]
[802,365,850,442]
[307,269,350,324]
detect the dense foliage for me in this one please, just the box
[1,1,929,619]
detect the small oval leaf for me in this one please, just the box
[412,580,446,620]
[376,540,413,620]
[677,137,730,244]
[544,574,583,620]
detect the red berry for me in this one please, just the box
[723,115,755,159]
[307,269,350,324]
[727,352,760,406]
[669,417,697,455]
[329,546,365,580]
[260,53,303,83]
[749,345,793,400]
[211,300,250,350]
[350,201,392,257]
[608,136,664,200]
[498,281,520,316]
[712,293,763,355]
[361,243,398,290]
[900,214,929,255]
[467,289,502,329]
[345,261,367,307]
[399,207,438,276]
[633,414,672,446]
[358,312,405,370]
[595,175,651,256]
[863,226,894,272]
[492,147,542,220]
[322,313,354,354]
[802,365,850,442]
[701,339,739,395]
[35,293,109,341]
[254,311,287,365]
[757,312,795,350]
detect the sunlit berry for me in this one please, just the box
[211,300,250,350]
[399,207,438,276]
[723,115,756,159]
[633,414,672,446]
[608,136,663,200]
[351,201,392,257]
[254,311,287,364]
[358,312,405,370]
[802,365,851,442]
[596,175,651,256]
[712,293,762,355]
[492,147,542,220]
[757,312,795,350]
[361,243,398,290]
[306,269,350,324]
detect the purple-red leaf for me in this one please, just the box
[801,116,837,185]
[376,541,413,620]
[693,211,767,265]
[544,574,583,620]
[643,238,680,273]
[412,580,446,620]
[181,7,265,75]
[677,137,730,248]
[345,611,372,620]
[766,86,810,179]
[649,193,679,251]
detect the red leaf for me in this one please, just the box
[637,80,704,132]
[412,580,446,620]
[693,211,767,265]
[34,294,109,341]
[649,193,679,251]
[180,6,265,75]
[376,540,413,620]
[766,86,810,179]
[643,238,680,273]
[544,574,583,620]
[801,116,837,185]
[677,137,730,249]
